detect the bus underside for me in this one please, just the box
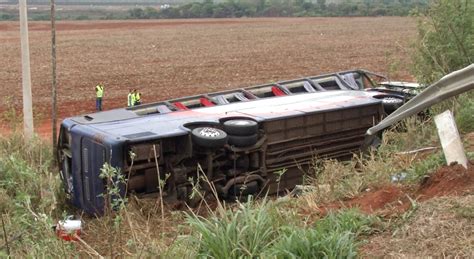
[58,100,383,214]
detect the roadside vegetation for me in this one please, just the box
[0,0,429,21]
[411,0,473,85]
[1,0,473,257]
[174,201,378,258]
[0,133,74,257]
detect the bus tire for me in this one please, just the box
[228,134,258,147]
[191,127,228,148]
[382,97,404,114]
[223,119,258,136]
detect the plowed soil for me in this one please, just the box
[0,17,416,133]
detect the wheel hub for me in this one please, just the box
[233,120,251,125]
[199,127,221,138]
[383,97,401,103]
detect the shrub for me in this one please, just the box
[412,0,473,85]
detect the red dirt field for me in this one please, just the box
[0,17,417,138]
[317,161,474,216]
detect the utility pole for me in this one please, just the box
[19,0,34,140]
[51,0,58,155]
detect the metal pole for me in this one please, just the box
[19,0,34,140]
[51,0,58,156]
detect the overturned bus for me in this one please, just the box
[58,69,415,215]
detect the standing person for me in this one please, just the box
[127,89,134,107]
[134,89,141,105]
[95,82,104,111]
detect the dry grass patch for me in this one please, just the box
[305,117,441,206]
[79,196,187,257]
[362,194,474,258]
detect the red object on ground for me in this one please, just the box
[272,86,286,96]
[56,228,81,241]
[200,97,215,107]
[55,219,82,242]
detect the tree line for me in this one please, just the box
[0,0,429,21]
[130,0,429,19]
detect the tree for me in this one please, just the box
[412,0,473,84]
[202,0,214,17]
[128,8,144,19]
[144,7,159,19]
[188,3,202,18]
[256,0,266,13]
[317,0,326,10]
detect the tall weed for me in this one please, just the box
[0,133,71,257]
[0,96,21,131]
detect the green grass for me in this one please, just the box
[455,93,474,134]
[184,198,282,258]
[268,209,377,258]
[406,152,446,181]
[181,198,376,258]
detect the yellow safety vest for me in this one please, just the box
[135,92,141,102]
[131,93,137,106]
[96,85,104,98]
[127,93,133,106]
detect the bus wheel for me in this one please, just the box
[191,127,228,148]
[223,119,258,136]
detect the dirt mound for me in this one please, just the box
[345,185,406,213]
[319,161,474,216]
[417,161,474,200]
[317,185,409,216]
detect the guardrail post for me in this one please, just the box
[434,110,468,169]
